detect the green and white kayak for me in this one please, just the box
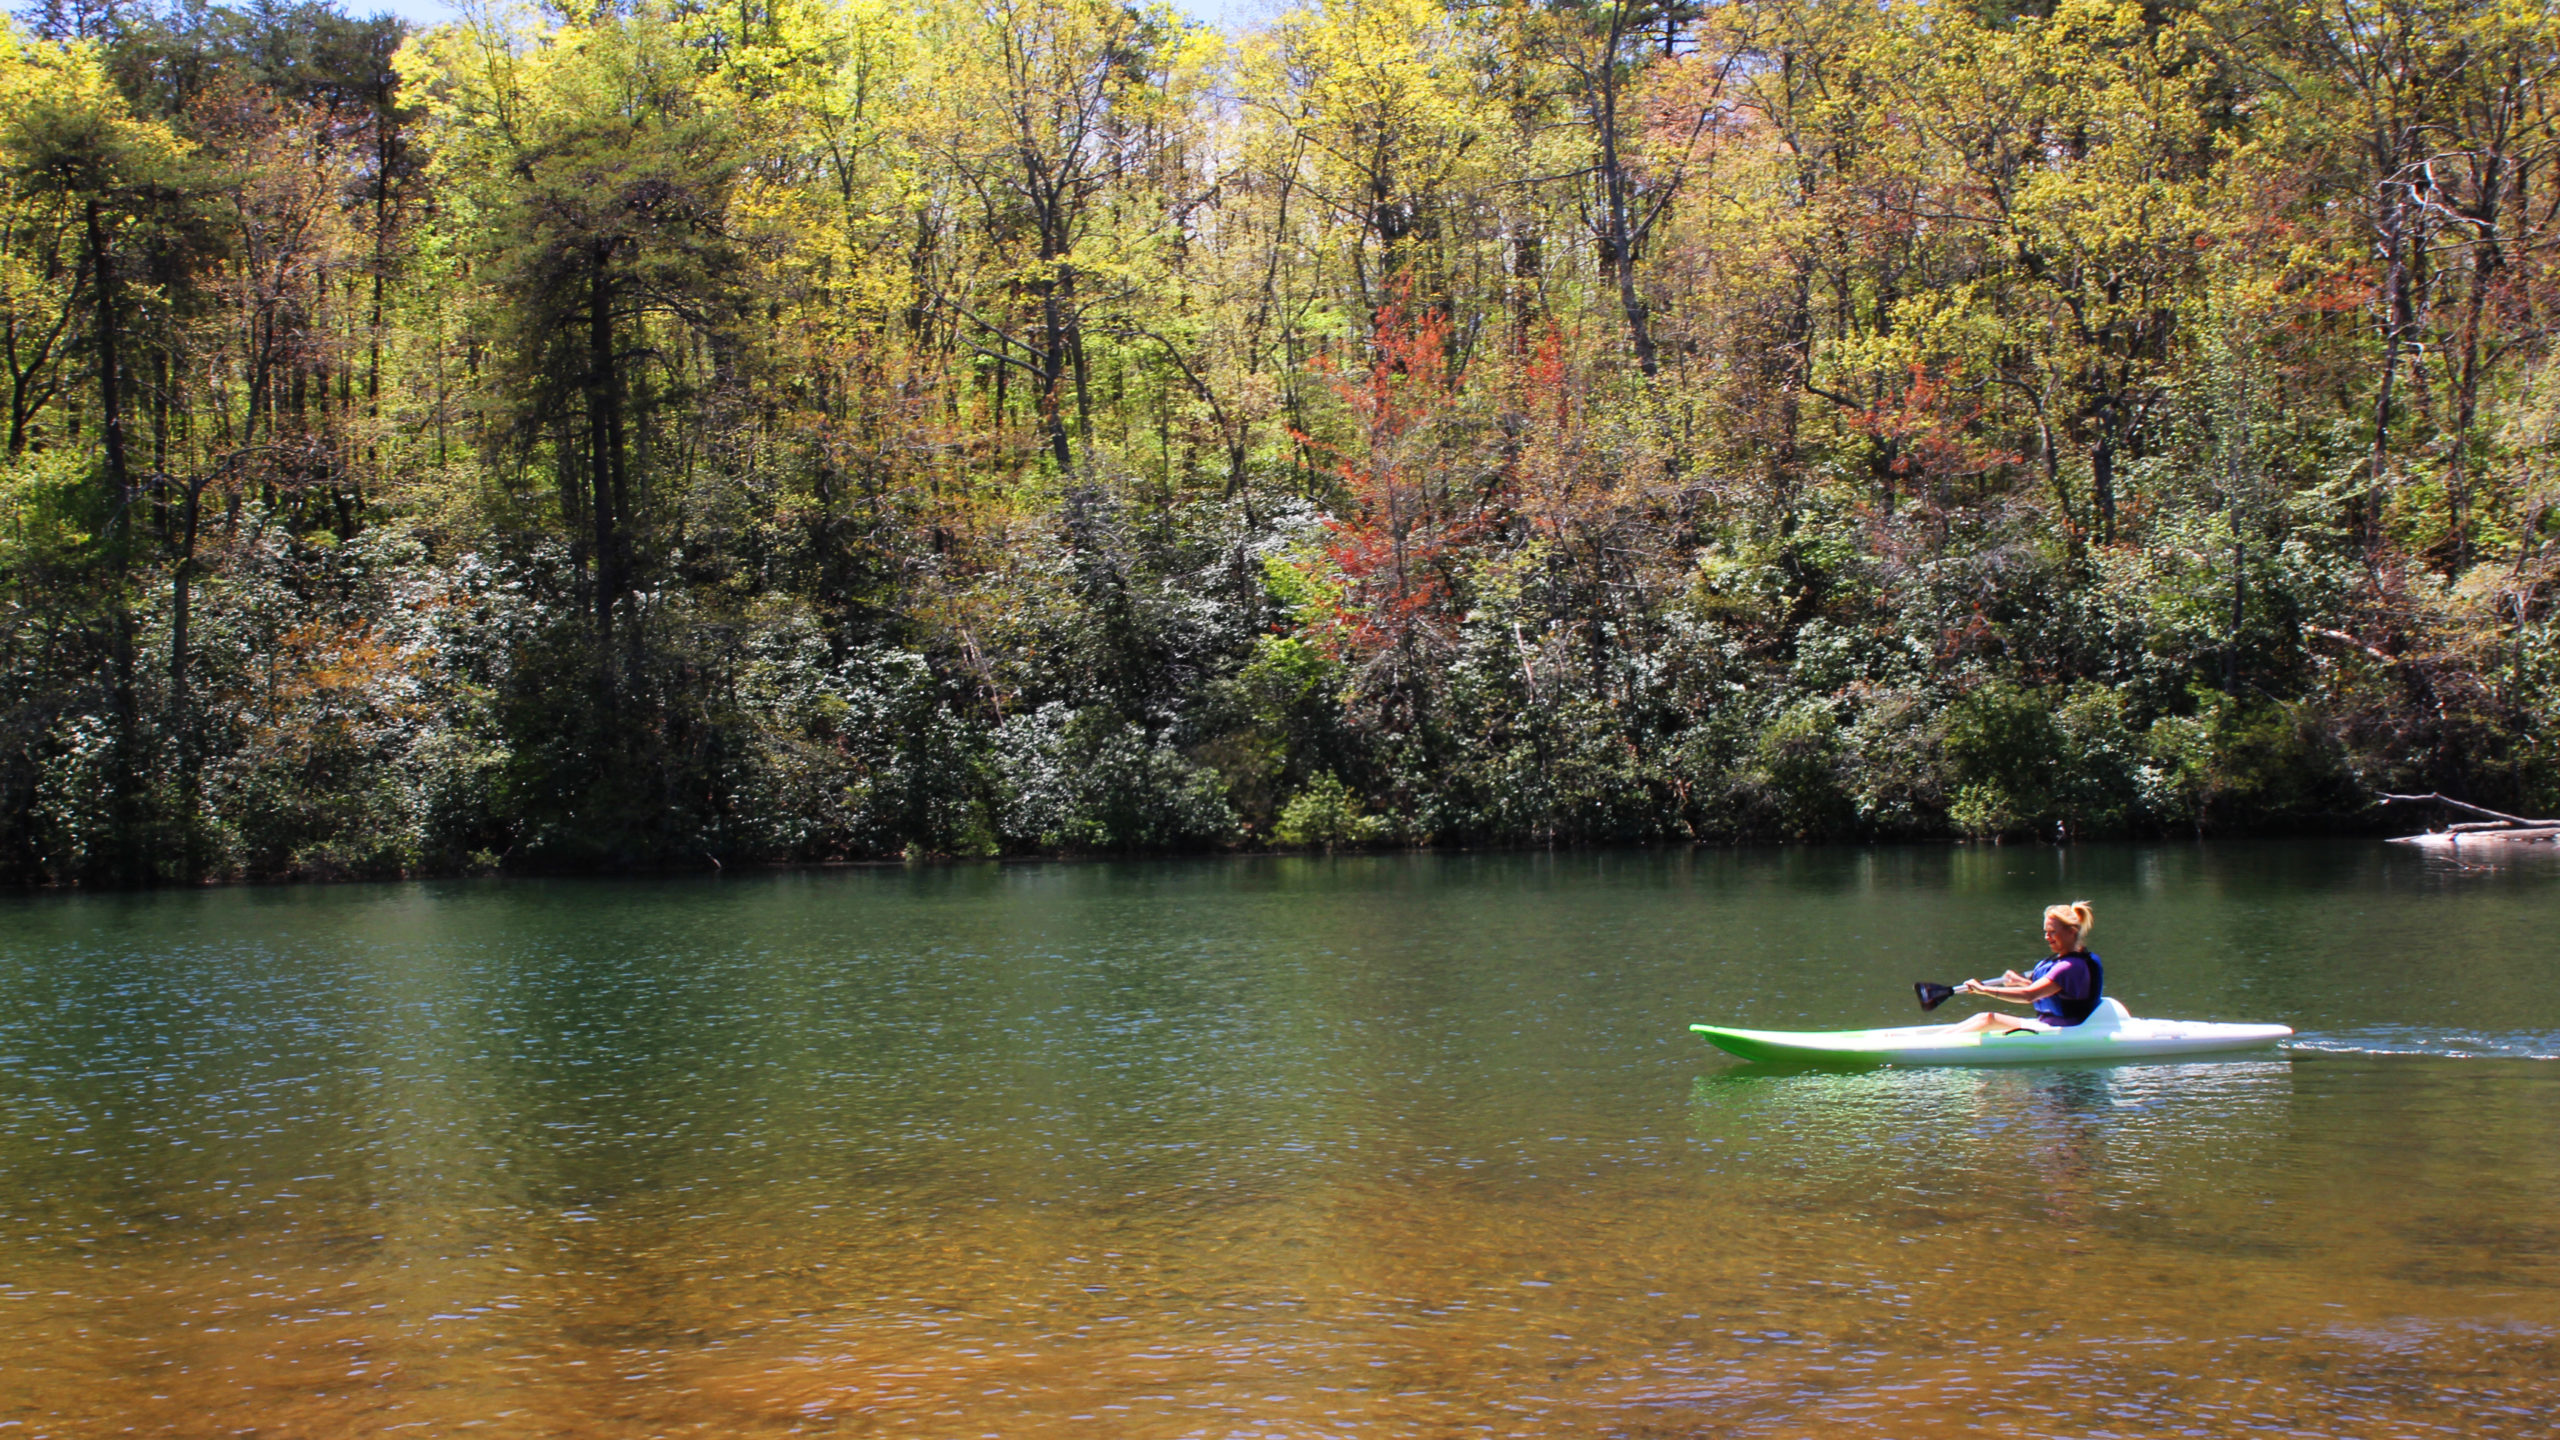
[1690,1000,2292,1067]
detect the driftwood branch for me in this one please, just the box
[2379,792,2560,829]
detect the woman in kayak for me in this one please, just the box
[1949,901,2104,1033]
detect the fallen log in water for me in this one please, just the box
[2379,793,2560,846]
[2391,827,2560,847]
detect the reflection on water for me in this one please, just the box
[2,844,2557,1436]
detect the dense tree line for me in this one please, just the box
[0,0,2553,882]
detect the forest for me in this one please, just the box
[0,0,2552,882]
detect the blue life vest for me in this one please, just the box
[2029,950,2104,1027]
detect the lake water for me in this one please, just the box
[2,842,2555,1437]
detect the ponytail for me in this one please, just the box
[2044,900,2094,941]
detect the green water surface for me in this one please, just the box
[2,842,2555,1436]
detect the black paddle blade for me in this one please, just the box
[1915,981,1958,1012]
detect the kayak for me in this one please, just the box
[1689,999,2292,1067]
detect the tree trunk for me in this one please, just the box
[2368,177,2413,554]
[587,250,622,644]
[368,93,392,435]
[1591,6,1660,379]
[1069,289,1094,469]
[85,199,130,529]
[85,195,146,883]
[2447,146,2505,574]
[1508,227,1541,345]
[2038,405,2077,553]
[7,303,66,457]
[1039,291,1073,471]
[2091,430,2116,546]
[170,477,203,879]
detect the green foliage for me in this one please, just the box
[1744,701,1855,841]
[994,702,1237,852]
[1272,772,1390,850]
[1940,683,2062,826]
[1948,784,2023,842]
[2,0,2557,883]
[1199,632,1350,833]
[2051,683,2143,834]
[0,448,98,570]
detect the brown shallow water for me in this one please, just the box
[1,844,2555,1436]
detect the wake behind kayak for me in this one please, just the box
[1690,999,2292,1067]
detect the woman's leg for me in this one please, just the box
[1945,1011,2046,1034]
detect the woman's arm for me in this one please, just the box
[1962,974,2062,1003]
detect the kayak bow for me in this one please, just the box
[1689,999,2291,1067]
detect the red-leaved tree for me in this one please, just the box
[1299,293,1498,718]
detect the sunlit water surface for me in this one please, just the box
[2,843,2555,1437]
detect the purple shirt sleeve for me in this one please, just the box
[2047,955,2090,1001]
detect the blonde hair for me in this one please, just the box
[2044,900,2094,941]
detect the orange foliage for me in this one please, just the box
[247,622,432,747]
[1297,293,1496,664]
[1846,363,2016,486]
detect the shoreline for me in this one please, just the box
[0,827,2471,894]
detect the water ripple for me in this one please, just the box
[2287,1028,2560,1060]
